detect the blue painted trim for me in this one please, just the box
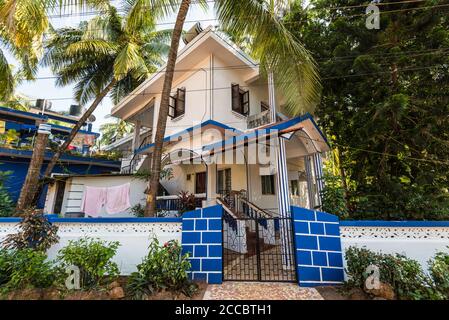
[202,113,329,152]
[135,120,242,154]
[0,147,120,168]
[340,220,449,227]
[0,217,183,223]
[49,124,100,137]
[0,106,47,120]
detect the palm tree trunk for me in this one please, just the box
[144,0,191,217]
[28,78,117,206]
[15,130,49,214]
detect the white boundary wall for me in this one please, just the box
[340,225,449,271]
[0,221,182,275]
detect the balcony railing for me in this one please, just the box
[156,194,206,212]
[247,110,271,129]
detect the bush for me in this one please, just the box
[345,246,434,300]
[0,249,61,292]
[1,209,59,251]
[57,238,120,289]
[428,249,449,299]
[320,173,349,219]
[0,171,14,217]
[127,239,197,299]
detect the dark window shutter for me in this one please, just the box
[231,84,241,112]
[176,88,186,117]
[242,90,249,116]
[168,95,176,118]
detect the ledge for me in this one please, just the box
[0,216,183,224]
[340,220,449,227]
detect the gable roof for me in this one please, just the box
[111,26,260,119]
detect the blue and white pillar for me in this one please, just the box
[268,71,293,268]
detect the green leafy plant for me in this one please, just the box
[428,249,449,299]
[1,209,59,251]
[178,191,197,214]
[57,238,120,289]
[320,173,349,219]
[0,170,14,217]
[0,248,61,292]
[345,247,435,300]
[127,239,197,299]
[131,203,145,218]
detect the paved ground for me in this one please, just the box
[203,282,324,300]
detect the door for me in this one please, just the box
[53,180,66,214]
[195,172,206,194]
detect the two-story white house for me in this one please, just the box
[112,25,329,214]
[44,25,329,219]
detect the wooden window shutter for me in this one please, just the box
[168,94,176,118]
[242,90,249,116]
[176,88,186,117]
[231,84,241,112]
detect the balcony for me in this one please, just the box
[247,110,271,129]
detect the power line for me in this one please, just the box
[12,62,448,103]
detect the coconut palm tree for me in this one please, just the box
[18,3,171,209]
[99,119,133,146]
[144,0,321,216]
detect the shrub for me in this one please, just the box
[1,209,59,251]
[0,248,60,291]
[127,239,197,299]
[428,249,449,299]
[57,238,120,289]
[0,170,14,217]
[178,191,197,214]
[345,246,434,300]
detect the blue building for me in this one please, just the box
[0,105,121,208]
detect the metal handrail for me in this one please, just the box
[121,135,152,174]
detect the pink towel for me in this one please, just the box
[81,186,106,217]
[105,183,131,214]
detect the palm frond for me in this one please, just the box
[113,41,149,80]
[215,0,321,114]
[0,48,14,100]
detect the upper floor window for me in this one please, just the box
[261,175,275,195]
[231,84,249,116]
[169,87,186,119]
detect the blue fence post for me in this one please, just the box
[181,205,223,284]
[291,206,344,287]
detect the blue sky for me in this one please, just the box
[7,3,215,133]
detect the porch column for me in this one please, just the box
[305,155,316,209]
[205,163,217,206]
[312,153,324,207]
[268,71,293,268]
[132,120,141,152]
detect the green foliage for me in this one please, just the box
[345,247,437,300]
[127,239,197,299]
[178,191,197,214]
[285,0,449,220]
[1,209,59,251]
[57,238,120,289]
[0,170,13,217]
[428,249,449,299]
[131,203,145,218]
[0,249,61,292]
[320,173,349,219]
[99,120,133,146]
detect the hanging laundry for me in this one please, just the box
[81,186,107,217]
[105,183,131,214]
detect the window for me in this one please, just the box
[168,87,186,119]
[290,179,299,196]
[261,101,269,112]
[217,168,232,194]
[261,175,275,195]
[231,84,249,116]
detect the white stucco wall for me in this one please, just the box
[0,221,182,275]
[340,226,449,271]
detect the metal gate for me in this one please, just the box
[222,209,297,282]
